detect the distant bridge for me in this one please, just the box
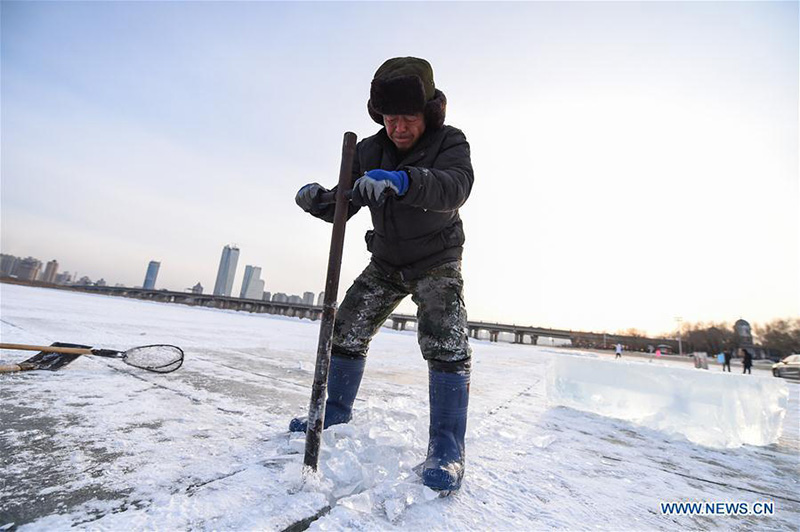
[386,314,678,352]
[1,278,680,352]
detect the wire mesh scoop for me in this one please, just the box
[0,343,184,373]
[93,345,184,373]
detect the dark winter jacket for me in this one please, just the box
[312,125,473,280]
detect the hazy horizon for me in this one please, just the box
[2,1,797,336]
[0,246,793,339]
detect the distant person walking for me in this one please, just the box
[742,348,753,374]
[615,343,623,359]
[723,350,732,372]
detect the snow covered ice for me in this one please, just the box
[1,283,798,530]
[548,353,789,448]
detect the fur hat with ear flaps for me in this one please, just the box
[367,57,447,130]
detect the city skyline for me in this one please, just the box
[2,2,797,336]
[0,249,324,307]
[0,247,789,339]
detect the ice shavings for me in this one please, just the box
[547,354,789,448]
[530,434,557,449]
[256,396,439,524]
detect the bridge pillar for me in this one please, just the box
[529,334,538,345]
[489,330,499,342]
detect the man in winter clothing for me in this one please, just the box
[723,349,732,372]
[742,348,753,374]
[292,57,474,492]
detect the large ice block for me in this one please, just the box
[547,354,789,448]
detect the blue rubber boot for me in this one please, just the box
[422,369,470,492]
[289,354,366,433]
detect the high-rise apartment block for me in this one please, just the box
[213,245,240,297]
[42,260,59,283]
[17,257,42,281]
[240,265,265,300]
[303,291,315,306]
[0,254,19,277]
[317,291,325,306]
[143,261,160,290]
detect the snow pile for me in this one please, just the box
[547,354,789,448]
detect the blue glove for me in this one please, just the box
[351,170,409,207]
[295,183,327,212]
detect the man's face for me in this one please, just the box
[384,113,426,151]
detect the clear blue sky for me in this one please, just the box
[2,1,797,336]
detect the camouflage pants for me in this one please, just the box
[333,261,471,365]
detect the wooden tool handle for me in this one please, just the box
[304,131,358,471]
[0,362,37,373]
[0,343,93,355]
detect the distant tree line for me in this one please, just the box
[664,318,800,358]
[755,319,800,357]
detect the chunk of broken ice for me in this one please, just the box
[546,354,788,448]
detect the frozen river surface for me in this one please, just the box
[1,284,797,530]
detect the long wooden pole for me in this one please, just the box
[0,343,94,355]
[303,131,357,471]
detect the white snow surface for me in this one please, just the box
[1,283,798,530]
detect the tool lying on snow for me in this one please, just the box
[0,342,184,374]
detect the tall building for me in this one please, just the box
[317,291,325,306]
[143,261,160,290]
[55,271,73,285]
[43,260,59,283]
[213,245,240,297]
[17,257,42,281]
[262,291,271,302]
[190,282,203,294]
[240,265,265,300]
[303,291,315,306]
[0,254,19,276]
